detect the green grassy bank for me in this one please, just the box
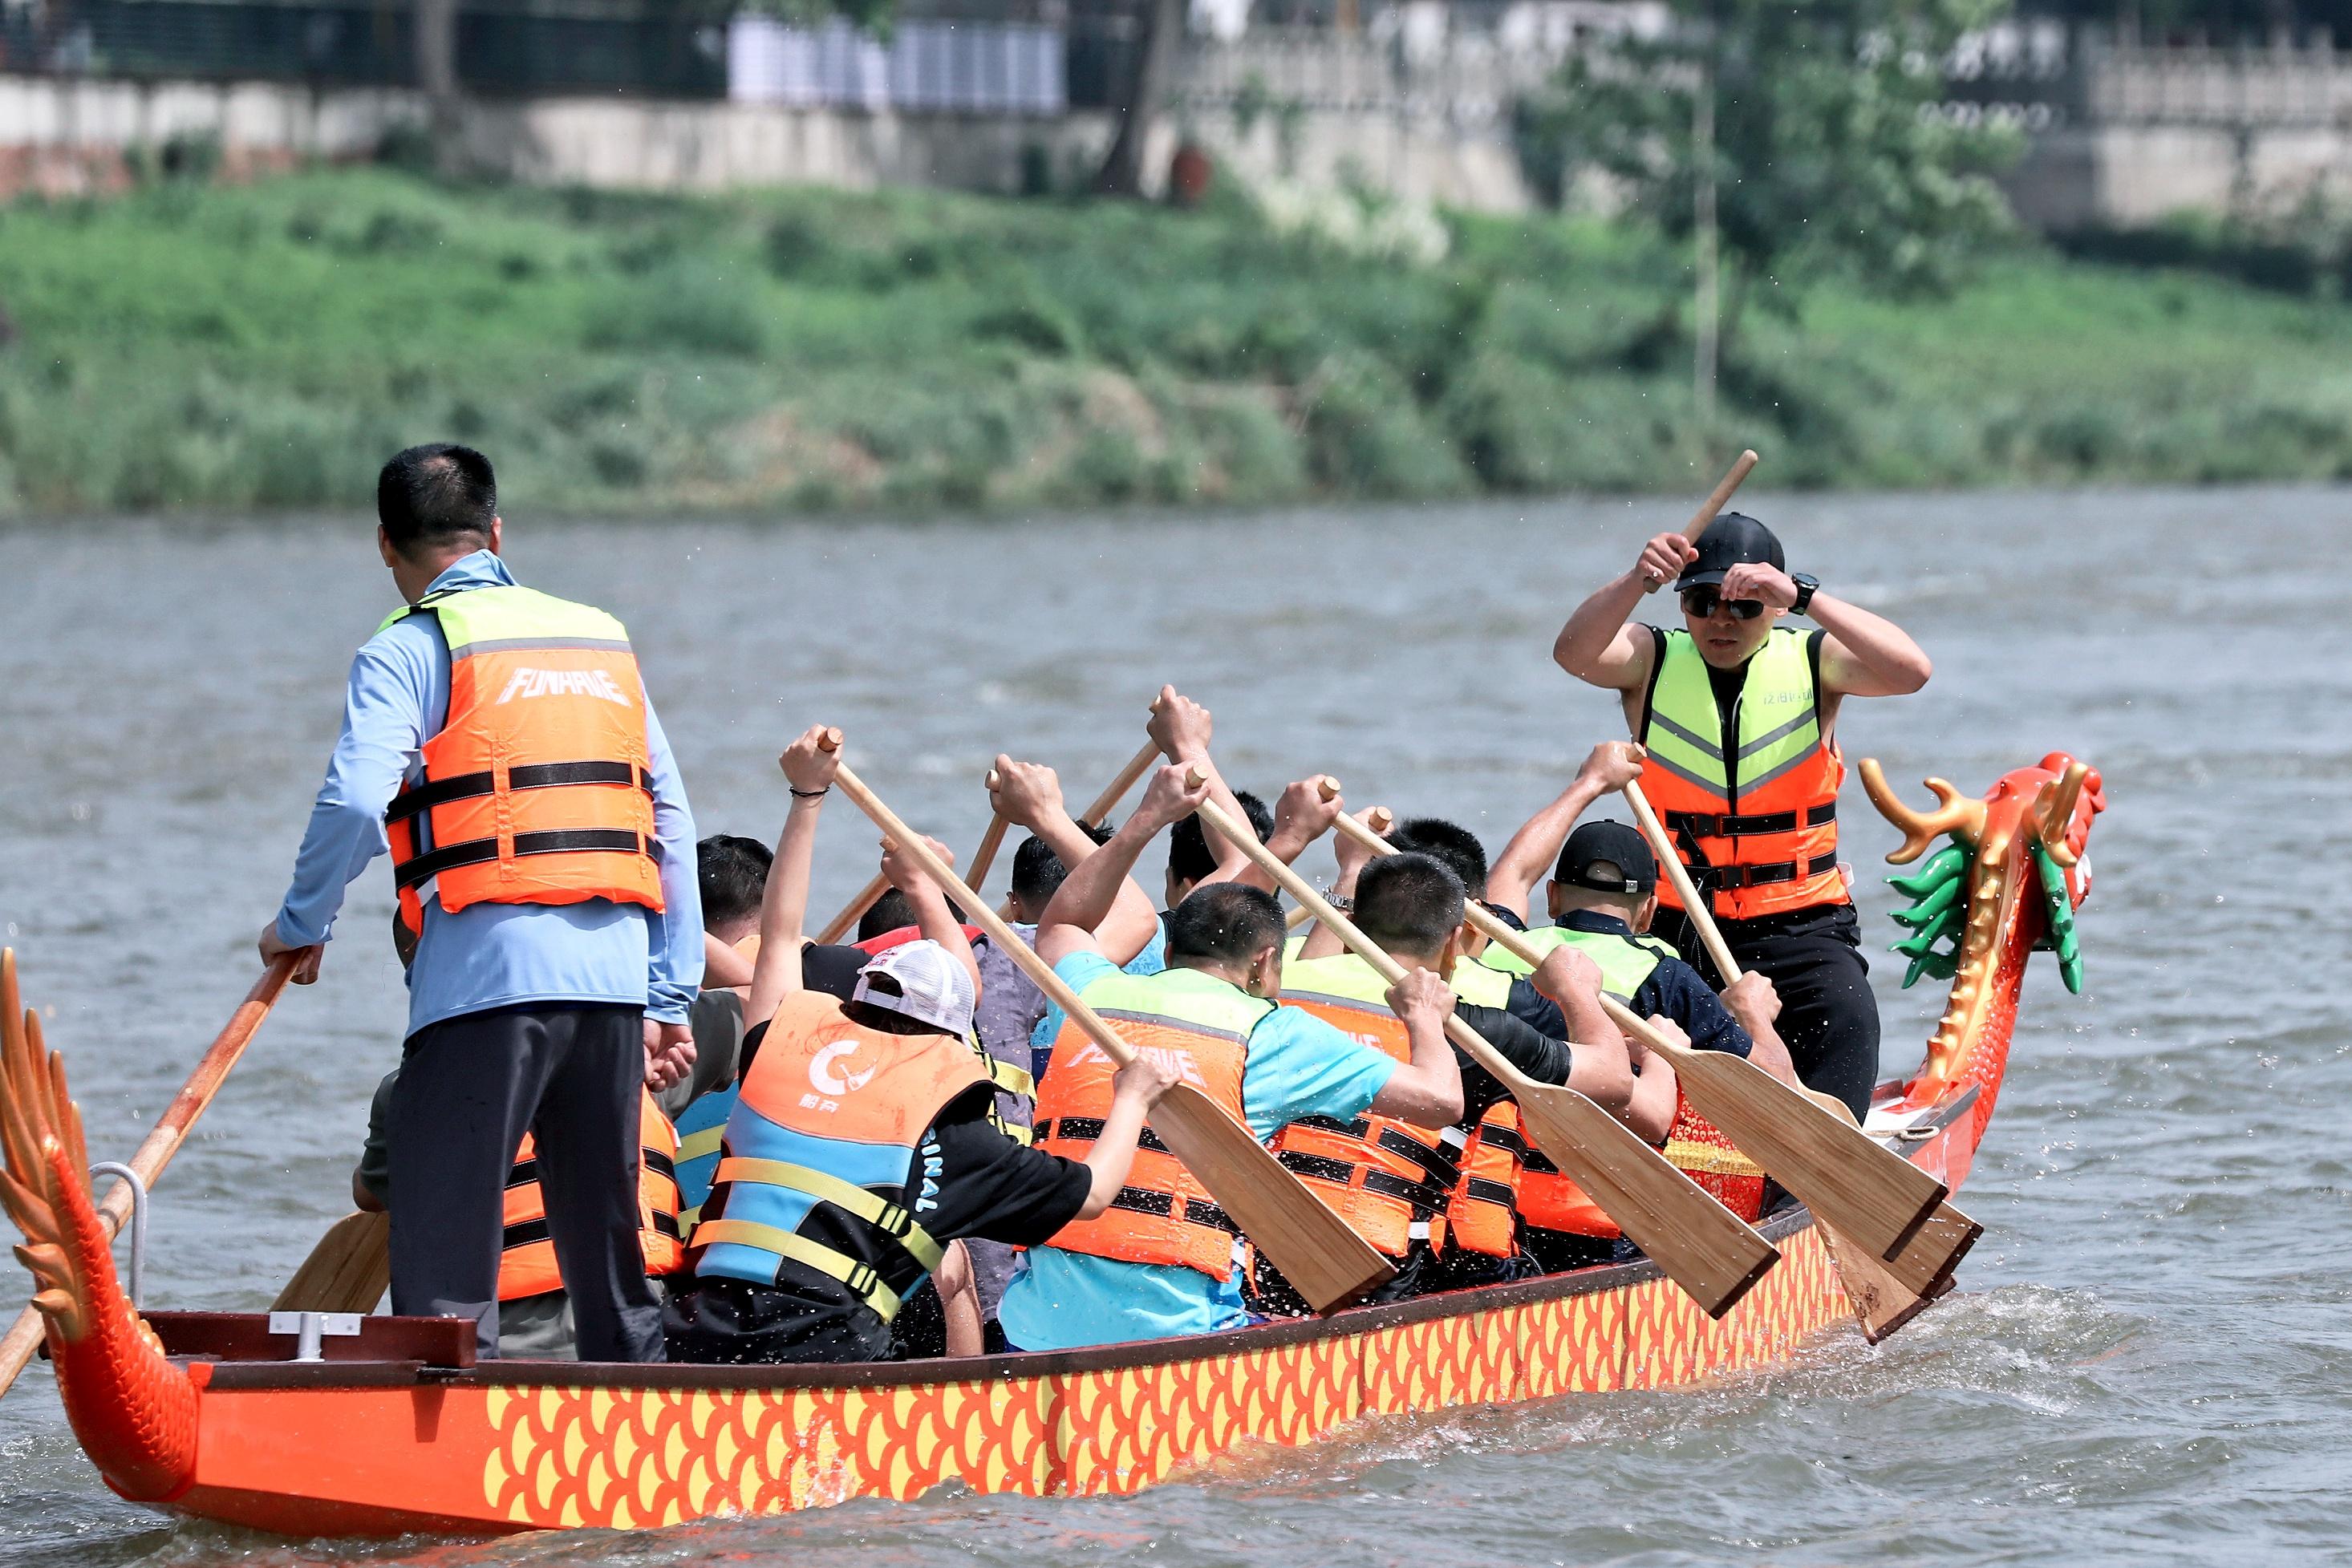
[6,168,2352,515]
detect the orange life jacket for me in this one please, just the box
[1446,1102,1525,1258]
[380,585,664,932]
[498,1089,683,1301]
[1637,626,1844,922]
[1275,956,1467,1259]
[1032,968,1263,1280]
[689,992,993,1322]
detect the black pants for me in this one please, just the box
[1652,901,1880,1120]
[388,1003,664,1363]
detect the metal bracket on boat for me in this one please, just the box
[89,1162,147,1309]
[267,1311,364,1363]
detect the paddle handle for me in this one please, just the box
[1194,795,1526,1092]
[829,763,1142,1070]
[1685,449,1760,541]
[1079,740,1162,826]
[1330,810,1685,1056]
[1620,780,1742,983]
[964,787,1014,897]
[0,953,298,1400]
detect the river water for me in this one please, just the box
[0,486,2344,1566]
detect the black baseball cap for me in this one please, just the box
[1554,820,1657,896]
[1677,513,1785,590]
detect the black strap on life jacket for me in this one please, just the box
[1037,1116,1172,1156]
[1664,801,1837,840]
[1105,1186,1241,1235]
[1275,1151,1454,1216]
[385,760,653,827]
[1681,855,1839,893]
[393,829,655,891]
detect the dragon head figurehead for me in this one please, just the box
[0,950,199,1501]
[1859,755,2107,1117]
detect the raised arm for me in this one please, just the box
[1716,561,1932,698]
[1146,687,1256,885]
[881,835,979,997]
[1035,764,1210,965]
[1486,741,1648,919]
[744,725,840,1027]
[1553,532,1693,688]
[990,756,1158,964]
[1299,804,1388,960]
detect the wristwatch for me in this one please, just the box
[1790,573,1819,616]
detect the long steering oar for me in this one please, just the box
[1616,779,1980,1303]
[818,738,1161,945]
[0,949,298,1399]
[1198,790,1779,1319]
[272,1211,392,1315]
[825,748,1397,1312]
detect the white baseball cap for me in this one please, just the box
[851,939,976,1037]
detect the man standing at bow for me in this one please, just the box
[261,444,701,1361]
[1551,513,1932,1117]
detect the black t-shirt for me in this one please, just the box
[1454,1000,1574,1122]
[664,1020,1094,1365]
[1554,910,1754,1057]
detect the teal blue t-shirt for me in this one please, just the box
[996,948,1397,1352]
[1028,911,1168,1077]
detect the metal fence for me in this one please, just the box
[0,0,725,95]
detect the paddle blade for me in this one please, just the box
[1147,1084,1395,1315]
[271,1211,391,1316]
[1669,1047,1946,1262]
[1513,1082,1779,1319]
[1820,1222,1951,1344]
[1877,1199,1981,1299]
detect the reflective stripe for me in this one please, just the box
[1738,708,1818,760]
[714,1156,946,1273]
[446,634,635,658]
[1648,710,1723,760]
[688,1218,906,1322]
[1741,742,1831,796]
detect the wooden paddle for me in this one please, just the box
[271,1211,392,1315]
[1285,800,1390,931]
[818,739,1162,945]
[1197,791,1779,1319]
[825,748,1397,1312]
[1616,778,1981,1302]
[1333,809,1950,1277]
[1684,449,1760,542]
[0,950,298,1399]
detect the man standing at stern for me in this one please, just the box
[260,444,700,1361]
[1551,513,1931,1117]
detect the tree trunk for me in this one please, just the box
[414,0,463,173]
[1094,0,1184,197]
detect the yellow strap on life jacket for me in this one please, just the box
[687,1218,908,1323]
[677,1123,725,1163]
[983,1055,1035,1100]
[712,1155,948,1274]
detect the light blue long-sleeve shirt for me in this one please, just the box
[274,551,702,1036]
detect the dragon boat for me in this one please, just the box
[0,753,2102,1538]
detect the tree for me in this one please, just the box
[1096,0,1186,196]
[1518,0,2020,361]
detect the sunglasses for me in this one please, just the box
[1680,586,1766,621]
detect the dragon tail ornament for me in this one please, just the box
[0,950,200,1501]
[1862,753,2107,1179]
